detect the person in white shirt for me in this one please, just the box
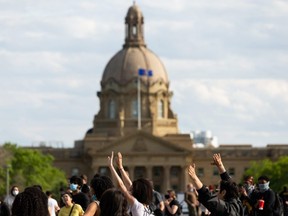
[46,191,60,216]
[108,151,154,216]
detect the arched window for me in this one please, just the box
[132,25,137,36]
[158,100,164,118]
[132,99,138,118]
[108,100,116,119]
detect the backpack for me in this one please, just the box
[273,192,284,216]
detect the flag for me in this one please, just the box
[148,70,153,77]
[138,68,146,76]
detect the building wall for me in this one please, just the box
[34,143,288,194]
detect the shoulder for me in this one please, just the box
[130,199,145,214]
[51,198,58,204]
[74,204,84,216]
[74,204,84,211]
[85,201,98,213]
[171,199,180,206]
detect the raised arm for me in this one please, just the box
[212,153,232,181]
[188,164,203,190]
[116,152,132,188]
[108,152,135,205]
[212,153,226,174]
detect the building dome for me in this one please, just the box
[101,3,169,86]
[126,3,142,19]
[101,47,169,85]
[93,3,178,138]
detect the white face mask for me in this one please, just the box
[12,190,19,196]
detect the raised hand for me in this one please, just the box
[116,152,123,169]
[211,153,223,167]
[212,153,226,175]
[188,164,197,179]
[108,151,114,168]
[188,163,203,190]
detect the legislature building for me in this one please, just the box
[36,3,287,193]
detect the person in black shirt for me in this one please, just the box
[164,189,181,216]
[70,176,90,211]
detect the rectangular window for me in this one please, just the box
[213,167,218,176]
[197,167,204,177]
[132,100,138,118]
[228,168,235,176]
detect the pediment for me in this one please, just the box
[96,131,191,155]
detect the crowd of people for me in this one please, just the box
[0,152,287,216]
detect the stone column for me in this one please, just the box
[163,165,171,191]
[146,165,152,180]
[181,165,188,192]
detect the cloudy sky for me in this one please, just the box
[1,0,287,148]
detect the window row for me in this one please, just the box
[107,99,165,119]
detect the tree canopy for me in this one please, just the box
[0,143,67,197]
[244,156,288,192]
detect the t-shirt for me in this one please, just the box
[130,199,154,216]
[48,197,59,216]
[165,199,180,216]
[58,204,84,216]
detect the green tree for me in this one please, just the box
[0,143,67,196]
[244,156,288,192]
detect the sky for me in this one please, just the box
[0,0,288,148]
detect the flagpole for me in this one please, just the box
[137,74,141,130]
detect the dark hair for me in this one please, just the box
[244,175,253,181]
[32,185,43,191]
[219,180,239,200]
[132,178,153,205]
[258,175,269,182]
[93,173,100,178]
[90,176,114,200]
[10,186,18,195]
[80,174,88,181]
[0,201,10,216]
[62,192,73,199]
[45,191,52,197]
[69,176,83,187]
[100,188,129,216]
[11,186,49,216]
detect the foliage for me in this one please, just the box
[243,156,288,192]
[0,143,67,197]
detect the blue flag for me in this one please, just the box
[138,68,146,76]
[148,70,153,77]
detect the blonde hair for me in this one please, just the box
[167,189,177,199]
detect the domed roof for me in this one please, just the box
[101,46,169,85]
[126,3,143,19]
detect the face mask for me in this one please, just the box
[245,184,254,192]
[259,182,269,192]
[12,190,19,196]
[70,183,78,191]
